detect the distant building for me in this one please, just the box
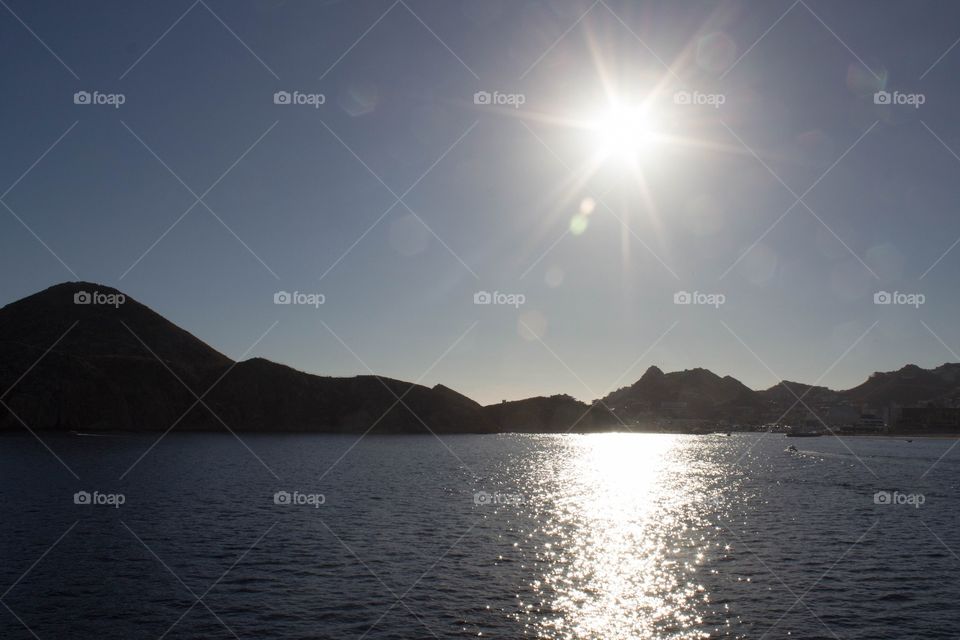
[855,413,886,433]
[891,407,960,433]
[826,405,859,427]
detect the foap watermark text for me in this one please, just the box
[474,91,525,109]
[874,91,925,108]
[874,491,924,508]
[74,90,126,108]
[874,291,924,308]
[274,291,325,308]
[674,290,725,308]
[474,290,525,308]
[274,490,325,508]
[74,290,126,308]
[674,90,725,108]
[274,90,326,108]
[74,490,125,508]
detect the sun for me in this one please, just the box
[590,103,660,163]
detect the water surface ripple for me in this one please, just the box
[1,432,957,639]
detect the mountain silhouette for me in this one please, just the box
[1,283,957,433]
[0,283,495,433]
[602,366,761,420]
[484,394,615,432]
[843,363,960,407]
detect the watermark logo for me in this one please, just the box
[873,91,925,109]
[274,290,325,308]
[873,291,924,308]
[73,90,126,109]
[273,490,325,508]
[474,290,526,308]
[474,491,523,506]
[473,90,526,109]
[693,494,724,509]
[74,290,126,308]
[74,490,125,508]
[874,490,924,508]
[674,90,725,108]
[273,90,326,108]
[674,290,725,308]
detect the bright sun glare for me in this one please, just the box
[591,103,659,162]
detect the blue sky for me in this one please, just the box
[2,0,960,404]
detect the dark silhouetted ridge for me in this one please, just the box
[0,282,495,433]
[2,283,959,433]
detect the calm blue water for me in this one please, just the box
[1,432,958,639]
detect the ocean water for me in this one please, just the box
[1,432,958,639]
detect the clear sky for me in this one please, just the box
[2,0,960,404]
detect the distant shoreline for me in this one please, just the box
[3,283,960,437]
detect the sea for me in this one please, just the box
[1,432,957,639]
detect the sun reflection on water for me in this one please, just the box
[521,434,717,639]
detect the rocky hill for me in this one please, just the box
[2,282,958,433]
[602,366,762,420]
[0,282,495,433]
[481,394,616,432]
[842,363,960,407]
